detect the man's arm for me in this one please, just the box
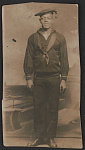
[24,36,34,88]
[60,36,69,91]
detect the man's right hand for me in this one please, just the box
[26,80,33,88]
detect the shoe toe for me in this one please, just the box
[49,139,58,148]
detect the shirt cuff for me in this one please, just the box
[61,75,67,81]
[25,74,32,80]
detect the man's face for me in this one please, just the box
[40,13,53,29]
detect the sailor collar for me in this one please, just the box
[37,28,56,41]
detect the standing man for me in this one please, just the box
[24,9,69,147]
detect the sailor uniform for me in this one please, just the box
[24,28,69,139]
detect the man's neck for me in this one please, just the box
[40,27,53,40]
[42,27,53,33]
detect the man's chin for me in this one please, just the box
[42,27,50,30]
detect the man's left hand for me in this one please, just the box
[60,80,66,93]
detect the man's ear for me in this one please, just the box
[39,18,41,23]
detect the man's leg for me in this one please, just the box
[46,76,60,147]
[33,78,47,140]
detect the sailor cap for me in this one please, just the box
[35,8,57,16]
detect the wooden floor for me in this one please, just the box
[3,118,82,148]
[3,137,82,148]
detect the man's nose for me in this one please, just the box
[43,17,48,21]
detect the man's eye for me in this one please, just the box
[47,17,51,19]
[41,17,51,20]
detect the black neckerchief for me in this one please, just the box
[37,28,57,64]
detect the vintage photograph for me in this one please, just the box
[2,2,82,148]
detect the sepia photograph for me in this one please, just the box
[2,2,82,148]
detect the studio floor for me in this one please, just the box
[3,115,82,148]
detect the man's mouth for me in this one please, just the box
[44,23,49,25]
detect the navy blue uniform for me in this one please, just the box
[24,29,69,139]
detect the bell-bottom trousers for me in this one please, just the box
[33,75,60,139]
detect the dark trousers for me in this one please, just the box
[33,75,60,139]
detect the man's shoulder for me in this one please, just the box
[55,31,66,43]
[28,32,38,41]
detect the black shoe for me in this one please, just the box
[48,138,58,148]
[43,137,50,145]
[27,138,45,147]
